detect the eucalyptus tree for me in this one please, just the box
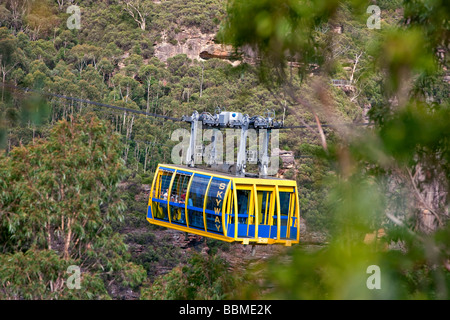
[0,114,146,299]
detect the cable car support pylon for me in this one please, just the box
[182,109,283,178]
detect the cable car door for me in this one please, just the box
[255,186,277,239]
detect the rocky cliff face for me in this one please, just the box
[154,26,241,65]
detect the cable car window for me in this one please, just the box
[279,192,291,227]
[170,173,190,203]
[187,174,210,229]
[189,174,210,208]
[272,195,277,226]
[256,189,274,238]
[152,169,173,221]
[169,172,191,225]
[236,190,250,224]
[289,193,298,240]
[226,191,234,224]
[159,170,173,200]
[256,190,270,225]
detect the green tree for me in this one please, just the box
[67,44,102,78]
[0,114,146,299]
[0,27,25,84]
[24,0,60,41]
[120,0,154,31]
[141,252,240,300]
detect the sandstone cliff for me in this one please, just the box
[154,26,240,64]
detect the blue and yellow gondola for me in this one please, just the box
[147,164,300,246]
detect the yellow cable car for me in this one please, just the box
[147,164,300,246]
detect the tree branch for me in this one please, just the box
[406,166,443,227]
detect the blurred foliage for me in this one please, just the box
[240,227,450,299]
[218,0,340,80]
[220,0,450,300]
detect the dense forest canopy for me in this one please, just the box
[0,0,449,300]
